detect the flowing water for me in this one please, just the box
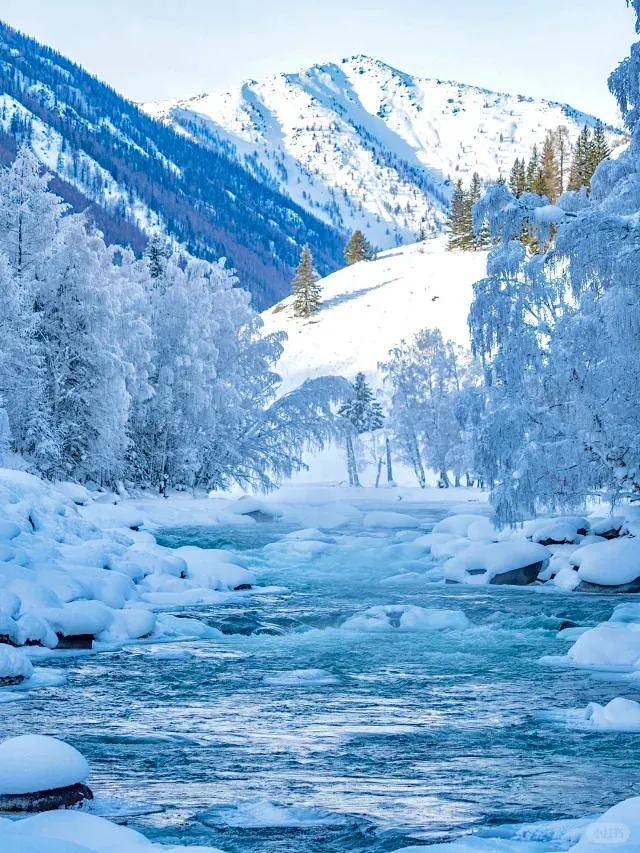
[3,499,639,851]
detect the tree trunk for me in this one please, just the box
[385,437,395,485]
[440,470,451,488]
[375,458,383,488]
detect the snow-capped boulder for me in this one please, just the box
[572,538,640,591]
[0,643,33,685]
[224,495,281,522]
[525,515,590,545]
[0,735,92,811]
[41,601,113,648]
[444,541,550,586]
[173,545,255,591]
[590,515,625,540]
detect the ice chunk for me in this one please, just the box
[580,697,640,731]
[0,644,33,683]
[342,604,469,632]
[568,623,640,669]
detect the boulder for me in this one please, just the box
[444,541,550,586]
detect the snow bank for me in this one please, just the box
[0,735,89,795]
[444,541,550,585]
[0,469,250,656]
[342,604,469,632]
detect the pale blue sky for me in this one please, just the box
[1,0,634,123]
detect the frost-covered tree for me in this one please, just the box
[339,373,384,486]
[292,245,321,317]
[468,0,640,523]
[381,330,473,487]
[345,230,373,265]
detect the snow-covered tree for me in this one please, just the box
[339,373,384,486]
[468,0,640,523]
[292,246,321,317]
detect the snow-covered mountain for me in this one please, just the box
[146,56,625,249]
[0,21,344,308]
[261,237,487,394]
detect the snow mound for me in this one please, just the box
[444,541,550,585]
[0,735,89,795]
[342,604,469,632]
[362,511,419,529]
[1,809,225,852]
[432,514,489,537]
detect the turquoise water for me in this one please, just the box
[3,500,639,851]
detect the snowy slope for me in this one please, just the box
[261,238,487,394]
[146,56,625,248]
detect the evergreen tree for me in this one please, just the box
[344,229,373,264]
[509,158,527,197]
[554,125,571,195]
[568,125,591,190]
[525,146,539,191]
[541,130,561,202]
[339,372,384,487]
[586,121,611,181]
[447,180,466,250]
[339,373,384,434]
[292,246,321,318]
[145,234,170,279]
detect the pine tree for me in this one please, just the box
[344,229,373,264]
[339,372,384,487]
[447,180,466,249]
[554,125,571,195]
[568,126,591,190]
[292,246,321,318]
[525,146,541,192]
[145,234,170,279]
[339,373,384,434]
[586,121,611,182]
[509,158,527,197]
[541,131,561,202]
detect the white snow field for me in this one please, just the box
[262,238,487,395]
[145,56,625,247]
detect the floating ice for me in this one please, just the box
[342,604,469,632]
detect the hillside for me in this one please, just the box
[0,21,344,308]
[146,55,625,249]
[261,238,487,394]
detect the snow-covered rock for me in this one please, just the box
[572,538,640,590]
[525,516,590,545]
[444,541,550,585]
[432,514,489,537]
[0,644,33,685]
[362,511,419,529]
[0,735,92,812]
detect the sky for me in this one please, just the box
[1,1,634,124]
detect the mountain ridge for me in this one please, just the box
[146,54,625,249]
